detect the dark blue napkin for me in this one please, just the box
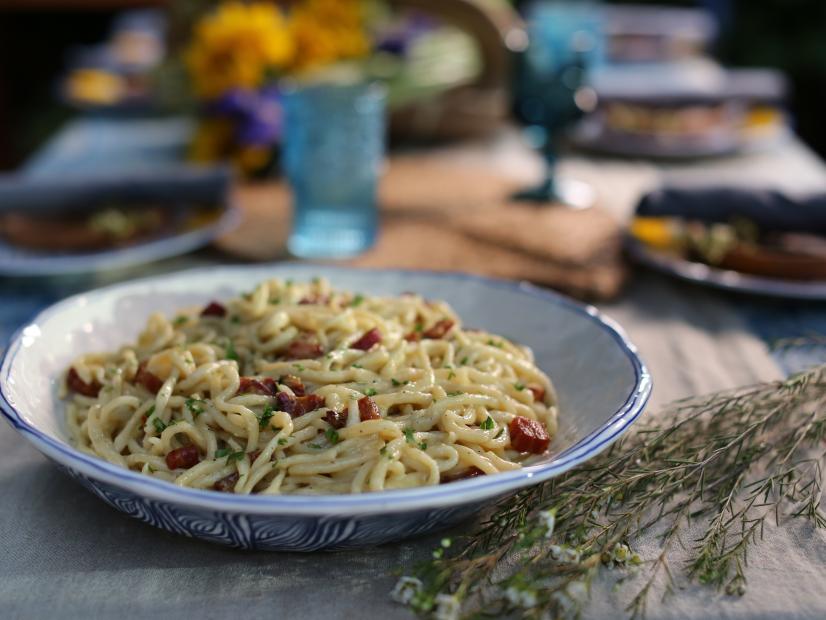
[636,187,826,235]
[0,165,233,214]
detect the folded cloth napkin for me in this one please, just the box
[636,187,826,234]
[0,165,233,214]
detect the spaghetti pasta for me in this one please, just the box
[63,278,558,495]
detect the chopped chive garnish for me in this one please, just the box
[292,363,305,371]
[230,315,240,324]
[460,356,469,365]
[447,391,463,397]
[514,382,526,391]
[173,315,187,326]
[277,438,288,445]
[480,416,495,430]
[448,371,456,380]
[225,340,238,361]
[403,428,415,444]
[152,417,167,433]
[365,388,377,397]
[215,448,230,458]
[419,441,428,450]
[325,428,340,445]
[494,428,505,439]
[352,363,363,369]
[351,294,364,307]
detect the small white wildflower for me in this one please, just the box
[538,508,556,538]
[549,544,580,563]
[505,586,538,608]
[612,543,631,564]
[433,593,461,620]
[566,581,588,602]
[390,576,423,605]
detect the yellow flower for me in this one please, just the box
[287,0,370,74]
[186,1,293,99]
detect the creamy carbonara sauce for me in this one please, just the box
[64,278,558,495]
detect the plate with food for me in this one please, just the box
[0,266,651,550]
[629,187,826,299]
[0,167,238,276]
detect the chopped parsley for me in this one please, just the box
[494,428,505,439]
[225,340,239,361]
[379,446,392,459]
[226,450,245,464]
[480,416,495,430]
[447,371,456,380]
[403,428,415,444]
[173,315,188,326]
[151,416,167,434]
[146,405,155,417]
[352,363,363,369]
[293,363,305,372]
[350,294,364,307]
[364,388,378,397]
[230,315,241,324]
[308,443,324,449]
[391,378,409,387]
[258,405,274,429]
[447,391,464,397]
[514,382,526,391]
[460,356,469,365]
[277,438,288,446]
[185,398,204,417]
[414,322,424,333]
[215,448,230,458]
[325,428,340,445]
[419,441,428,450]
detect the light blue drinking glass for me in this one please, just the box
[283,82,386,259]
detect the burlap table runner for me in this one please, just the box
[216,153,627,300]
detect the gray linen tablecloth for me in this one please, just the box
[6,273,819,620]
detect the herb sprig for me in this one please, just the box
[398,365,826,619]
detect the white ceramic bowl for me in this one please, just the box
[0,266,651,550]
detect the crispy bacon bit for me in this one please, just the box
[297,394,324,414]
[275,391,324,418]
[66,367,101,397]
[358,396,381,421]
[285,336,323,360]
[325,409,347,429]
[213,472,239,493]
[165,445,200,470]
[279,374,305,396]
[351,327,381,351]
[200,301,227,317]
[299,294,329,305]
[508,416,551,454]
[440,466,485,484]
[237,376,278,396]
[135,362,163,393]
[528,385,546,403]
[422,319,455,339]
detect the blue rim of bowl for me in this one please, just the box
[0,203,241,277]
[0,265,652,515]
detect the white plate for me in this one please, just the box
[0,265,651,550]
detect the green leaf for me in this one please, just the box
[480,416,495,430]
[215,448,230,458]
[325,428,340,445]
[404,428,415,444]
[225,340,239,361]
